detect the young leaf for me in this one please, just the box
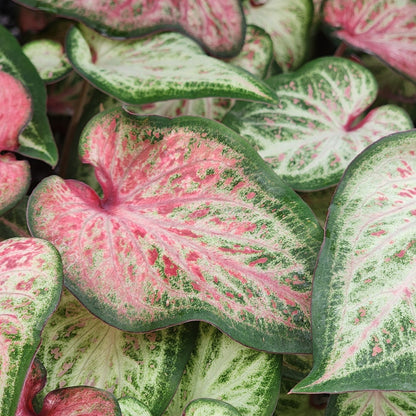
[324,0,416,81]
[182,399,242,416]
[243,0,313,71]
[223,57,413,191]
[36,289,197,416]
[292,130,416,393]
[28,108,323,353]
[16,0,245,58]
[0,238,63,416]
[66,25,277,106]
[164,322,281,416]
[117,397,153,416]
[0,25,58,166]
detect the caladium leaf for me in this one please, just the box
[117,397,153,416]
[28,108,323,353]
[292,130,416,393]
[164,322,281,416]
[223,57,413,191]
[324,0,416,81]
[243,0,313,71]
[15,0,245,58]
[182,399,242,416]
[326,391,416,416]
[66,25,277,106]
[0,197,30,240]
[22,40,72,84]
[0,25,58,166]
[36,289,197,416]
[0,238,62,416]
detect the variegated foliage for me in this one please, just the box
[28,108,323,353]
[324,0,416,81]
[223,57,413,191]
[36,289,197,416]
[0,25,57,166]
[66,25,277,106]
[293,130,416,393]
[0,238,62,416]
[164,322,281,416]
[182,399,242,416]
[117,397,153,416]
[15,0,245,57]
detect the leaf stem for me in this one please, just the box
[334,42,348,57]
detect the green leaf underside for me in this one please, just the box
[326,391,416,416]
[183,399,242,416]
[28,108,323,353]
[223,57,413,191]
[37,289,197,416]
[244,0,313,71]
[324,0,416,81]
[117,397,153,416]
[66,25,277,106]
[0,25,58,166]
[16,0,245,58]
[293,131,416,393]
[0,238,62,416]
[163,322,281,416]
[22,39,72,84]
[0,197,31,241]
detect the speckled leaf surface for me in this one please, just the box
[243,0,313,71]
[292,131,416,393]
[23,40,72,84]
[0,25,58,166]
[163,322,281,416]
[324,0,416,81]
[183,399,242,416]
[28,108,323,353]
[36,289,197,416]
[0,197,30,241]
[66,25,277,106]
[326,391,416,415]
[15,0,245,58]
[223,57,413,191]
[117,397,153,416]
[0,238,62,416]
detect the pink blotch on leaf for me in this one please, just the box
[372,345,382,357]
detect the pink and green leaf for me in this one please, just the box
[164,322,281,416]
[36,289,197,416]
[28,108,323,353]
[15,0,245,58]
[117,397,153,416]
[243,0,313,71]
[223,57,413,191]
[324,0,416,81]
[22,40,72,84]
[182,399,242,416]
[0,238,62,416]
[0,25,58,167]
[292,130,416,393]
[66,25,277,106]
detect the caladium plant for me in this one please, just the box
[1,0,416,415]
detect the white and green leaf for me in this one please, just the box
[223,57,413,191]
[183,399,242,416]
[118,397,153,416]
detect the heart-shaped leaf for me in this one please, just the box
[0,238,62,416]
[36,289,197,416]
[117,397,153,416]
[182,399,242,416]
[324,0,416,81]
[28,108,323,353]
[223,57,413,191]
[326,391,416,416]
[66,25,277,106]
[0,25,58,166]
[16,0,245,58]
[164,322,281,416]
[292,130,416,393]
[243,0,313,71]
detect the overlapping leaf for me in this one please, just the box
[36,289,197,416]
[223,57,413,191]
[164,322,282,416]
[15,0,245,57]
[183,399,242,416]
[243,0,313,71]
[0,238,62,416]
[324,0,416,81]
[28,108,323,353]
[66,25,277,106]
[293,131,416,393]
[117,397,153,416]
[0,25,58,166]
